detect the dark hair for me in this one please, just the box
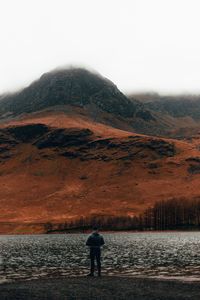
[93,226,98,231]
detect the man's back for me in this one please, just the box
[86,232,105,248]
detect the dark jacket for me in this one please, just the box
[86,232,105,248]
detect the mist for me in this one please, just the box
[1,0,200,95]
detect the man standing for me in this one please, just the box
[86,226,105,277]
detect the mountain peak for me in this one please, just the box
[0,67,137,118]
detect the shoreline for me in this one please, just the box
[2,273,200,285]
[1,229,200,236]
[0,276,200,299]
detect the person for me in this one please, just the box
[86,226,105,277]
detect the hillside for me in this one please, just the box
[1,111,200,233]
[1,68,200,233]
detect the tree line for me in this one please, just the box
[44,197,200,232]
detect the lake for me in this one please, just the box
[0,232,200,283]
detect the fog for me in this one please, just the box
[1,0,200,94]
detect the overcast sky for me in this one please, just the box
[1,0,200,95]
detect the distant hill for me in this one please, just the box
[131,93,200,120]
[129,93,200,138]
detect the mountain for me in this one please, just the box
[0,68,138,118]
[0,68,171,137]
[1,68,200,233]
[2,68,199,138]
[129,93,200,138]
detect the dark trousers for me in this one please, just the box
[90,247,101,275]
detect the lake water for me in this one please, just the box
[0,232,200,283]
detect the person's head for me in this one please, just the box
[92,226,99,233]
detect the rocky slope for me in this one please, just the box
[1,68,200,233]
[1,111,200,233]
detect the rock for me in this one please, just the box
[188,164,200,174]
[186,157,200,163]
[135,139,176,157]
[5,124,49,143]
[61,151,80,159]
[148,163,159,169]
[79,175,88,180]
[86,138,112,149]
[34,128,93,149]
[135,109,156,121]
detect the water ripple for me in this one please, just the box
[0,232,200,283]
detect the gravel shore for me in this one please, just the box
[0,276,200,300]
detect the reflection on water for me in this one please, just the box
[0,232,200,283]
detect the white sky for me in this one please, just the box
[0,0,200,94]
